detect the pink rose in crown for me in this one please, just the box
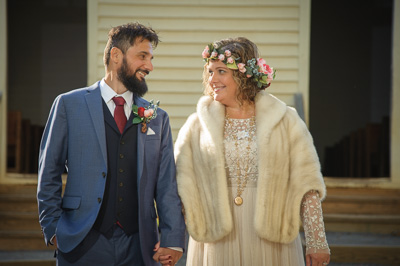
[202,50,210,58]
[238,63,246,73]
[218,54,225,61]
[267,73,274,83]
[211,51,218,58]
[144,109,154,118]
[227,57,234,64]
[247,74,252,78]
[257,58,271,74]
[224,50,231,57]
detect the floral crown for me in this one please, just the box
[202,43,276,88]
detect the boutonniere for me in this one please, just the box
[132,100,160,133]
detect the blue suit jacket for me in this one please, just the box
[37,82,186,265]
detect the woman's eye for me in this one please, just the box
[219,69,226,74]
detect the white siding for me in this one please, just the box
[88,0,310,140]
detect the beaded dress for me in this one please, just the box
[185,117,330,266]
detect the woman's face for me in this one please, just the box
[207,60,239,107]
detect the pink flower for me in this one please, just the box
[238,63,246,73]
[202,50,210,58]
[257,58,270,74]
[257,58,267,66]
[218,54,225,61]
[227,57,234,64]
[267,73,274,82]
[265,65,273,74]
[247,74,252,78]
[224,50,231,57]
[144,109,154,118]
[211,51,218,58]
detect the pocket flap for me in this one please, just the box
[62,196,81,210]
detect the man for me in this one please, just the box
[37,23,185,266]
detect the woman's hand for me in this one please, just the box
[306,253,330,266]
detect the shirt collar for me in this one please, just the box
[100,78,133,107]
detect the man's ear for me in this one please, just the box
[110,47,122,64]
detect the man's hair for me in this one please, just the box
[103,22,159,66]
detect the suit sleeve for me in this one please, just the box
[37,95,68,246]
[154,112,186,250]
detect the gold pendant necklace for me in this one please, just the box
[225,116,255,206]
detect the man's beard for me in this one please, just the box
[117,57,149,97]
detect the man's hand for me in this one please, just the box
[153,242,183,266]
[51,236,58,249]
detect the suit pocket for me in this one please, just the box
[145,125,161,140]
[61,196,81,210]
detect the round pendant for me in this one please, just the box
[234,196,243,206]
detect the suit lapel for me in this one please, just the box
[134,97,148,184]
[85,83,107,166]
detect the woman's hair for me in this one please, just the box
[103,22,159,66]
[202,37,263,104]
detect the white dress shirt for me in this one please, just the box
[100,79,133,119]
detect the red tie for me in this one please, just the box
[112,97,127,134]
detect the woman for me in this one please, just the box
[175,37,330,266]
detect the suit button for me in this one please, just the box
[102,172,106,178]
[119,197,123,202]
[119,154,124,159]
[98,198,102,203]
[119,169,124,173]
[120,140,125,145]
[119,182,124,187]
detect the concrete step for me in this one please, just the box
[0,231,47,250]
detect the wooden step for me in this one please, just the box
[0,212,41,231]
[0,230,48,250]
[0,194,38,212]
[0,262,55,266]
[323,194,400,215]
[324,213,400,235]
[330,245,400,265]
[0,250,55,266]
[325,232,400,265]
[0,185,37,195]
[323,187,400,215]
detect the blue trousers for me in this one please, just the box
[57,226,144,266]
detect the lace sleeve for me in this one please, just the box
[301,190,330,255]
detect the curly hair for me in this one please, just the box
[202,37,267,104]
[103,22,159,66]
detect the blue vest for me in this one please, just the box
[94,100,139,238]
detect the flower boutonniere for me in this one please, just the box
[132,100,160,133]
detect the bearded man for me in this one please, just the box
[37,22,185,266]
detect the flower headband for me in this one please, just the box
[202,43,276,88]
